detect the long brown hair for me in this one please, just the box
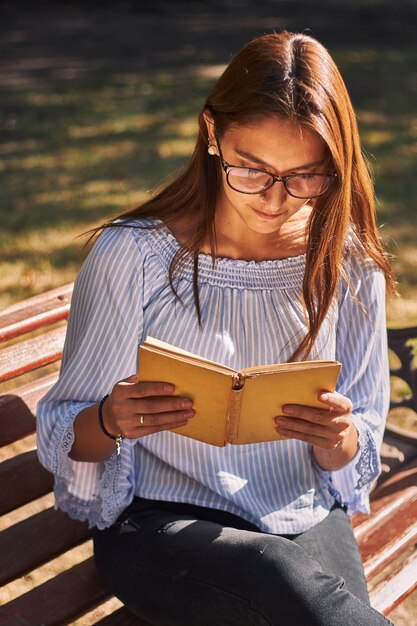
[92,31,396,360]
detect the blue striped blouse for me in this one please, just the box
[36,219,390,532]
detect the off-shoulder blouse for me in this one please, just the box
[37,219,389,531]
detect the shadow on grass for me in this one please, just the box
[1,72,210,233]
[0,1,416,308]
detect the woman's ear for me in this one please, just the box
[202,110,217,147]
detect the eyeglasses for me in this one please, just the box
[215,137,337,199]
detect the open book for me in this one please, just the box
[138,337,341,447]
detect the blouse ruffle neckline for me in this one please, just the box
[135,219,306,290]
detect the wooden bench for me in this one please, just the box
[0,284,416,624]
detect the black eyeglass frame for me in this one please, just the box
[214,134,338,200]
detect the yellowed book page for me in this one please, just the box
[242,360,339,376]
[236,364,341,444]
[143,336,236,373]
[138,346,233,446]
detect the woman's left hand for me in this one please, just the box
[274,391,359,470]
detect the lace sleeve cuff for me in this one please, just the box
[311,414,382,515]
[50,401,95,480]
[46,400,137,529]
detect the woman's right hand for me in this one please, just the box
[102,375,195,439]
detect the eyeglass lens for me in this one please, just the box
[227,169,332,199]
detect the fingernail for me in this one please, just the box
[277,430,290,439]
[183,410,195,418]
[164,384,175,392]
[320,393,329,401]
[182,399,193,408]
[283,406,294,415]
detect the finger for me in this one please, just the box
[132,396,193,416]
[123,412,194,438]
[134,381,176,398]
[124,374,138,383]
[113,380,176,400]
[106,394,194,436]
[282,393,352,420]
[281,405,344,425]
[275,415,349,438]
[275,424,342,449]
[136,419,191,438]
[134,409,195,429]
[317,392,353,414]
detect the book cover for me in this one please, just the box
[137,337,341,446]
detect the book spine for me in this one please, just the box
[225,376,244,444]
[232,372,244,390]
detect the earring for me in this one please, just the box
[208,144,217,156]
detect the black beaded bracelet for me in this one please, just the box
[98,394,124,455]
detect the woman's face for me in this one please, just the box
[210,116,328,238]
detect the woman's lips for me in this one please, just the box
[252,207,287,220]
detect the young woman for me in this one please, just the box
[37,31,396,625]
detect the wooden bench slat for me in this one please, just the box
[0,450,53,516]
[356,458,417,580]
[0,507,91,586]
[361,502,417,580]
[0,285,415,624]
[95,606,151,625]
[353,487,417,540]
[0,557,110,626]
[369,549,417,616]
[0,373,58,447]
[0,326,66,383]
[372,456,417,499]
[0,284,72,343]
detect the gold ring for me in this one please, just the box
[139,414,144,426]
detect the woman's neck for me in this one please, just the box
[165,206,310,262]
[204,206,311,262]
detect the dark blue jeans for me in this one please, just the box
[93,498,393,626]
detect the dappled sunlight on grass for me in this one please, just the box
[381,222,417,324]
[1,7,417,622]
[362,129,397,147]
[156,138,195,158]
[0,256,76,307]
[164,116,199,137]
[1,15,416,325]
[67,113,165,138]
[192,64,227,79]
[0,139,45,155]
[1,153,57,171]
[80,189,146,209]
[0,68,208,243]
[387,295,417,326]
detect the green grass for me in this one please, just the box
[332,46,417,325]
[0,71,210,304]
[1,45,416,325]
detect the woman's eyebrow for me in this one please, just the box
[234,148,324,171]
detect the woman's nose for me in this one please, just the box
[260,180,288,208]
